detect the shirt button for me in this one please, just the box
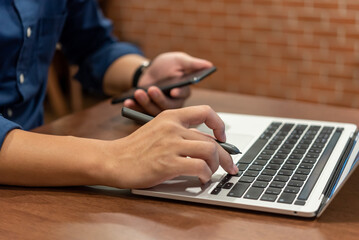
[19,73,25,84]
[7,108,13,118]
[27,27,32,38]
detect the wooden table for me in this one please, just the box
[1,88,359,240]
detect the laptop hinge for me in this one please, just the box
[316,130,358,215]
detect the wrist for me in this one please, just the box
[94,138,132,188]
[132,60,151,87]
[103,54,149,96]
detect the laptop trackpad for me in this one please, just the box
[226,133,255,155]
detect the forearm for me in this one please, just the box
[103,54,149,95]
[0,129,107,186]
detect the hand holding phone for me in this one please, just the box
[111,66,216,104]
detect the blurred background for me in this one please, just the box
[45,0,359,121]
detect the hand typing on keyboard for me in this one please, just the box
[102,105,239,189]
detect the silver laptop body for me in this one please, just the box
[132,113,359,217]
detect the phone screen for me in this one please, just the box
[111,66,216,104]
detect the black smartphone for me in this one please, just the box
[111,66,216,104]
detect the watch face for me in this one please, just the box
[141,61,151,70]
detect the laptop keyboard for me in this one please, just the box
[211,122,344,205]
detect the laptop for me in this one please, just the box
[132,113,359,217]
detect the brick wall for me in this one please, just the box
[102,0,359,108]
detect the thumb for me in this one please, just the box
[178,54,213,73]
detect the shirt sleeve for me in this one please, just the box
[0,115,21,150]
[59,0,143,94]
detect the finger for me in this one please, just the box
[166,105,226,142]
[169,86,191,99]
[177,140,220,174]
[123,99,145,113]
[148,86,185,110]
[174,156,213,184]
[217,141,239,175]
[177,53,214,73]
[181,129,238,175]
[133,89,162,116]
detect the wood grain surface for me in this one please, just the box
[1,88,359,240]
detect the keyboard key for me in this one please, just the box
[299,140,312,145]
[277,169,293,176]
[302,158,316,164]
[222,174,232,182]
[294,200,306,206]
[281,123,295,132]
[282,144,294,149]
[244,170,260,177]
[303,135,315,141]
[217,174,232,188]
[257,154,271,160]
[244,187,264,200]
[295,168,310,175]
[270,159,284,165]
[223,182,234,189]
[309,148,322,153]
[265,144,279,150]
[296,144,309,149]
[261,194,277,202]
[257,175,273,182]
[238,176,255,183]
[261,150,275,155]
[273,135,285,141]
[299,163,314,169]
[298,128,343,202]
[266,164,281,170]
[277,148,291,154]
[248,165,263,171]
[230,171,243,177]
[238,139,268,164]
[271,139,283,144]
[228,182,250,198]
[265,187,282,195]
[278,193,296,204]
[292,174,307,181]
[270,181,286,188]
[288,180,304,187]
[285,139,297,144]
[253,159,267,166]
[273,154,287,159]
[252,181,268,188]
[305,153,319,158]
[284,186,300,194]
[262,169,277,176]
[211,187,221,195]
[289,154,303,159]
[312,143,325,149]
[237,164,249,171]
[274,175,289,182]
[322,126,334,133]
[281,164,297,170]
[293,149,306,154]
[287,159,300,165]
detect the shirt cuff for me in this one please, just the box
[0,115,21,150]
[75,42,143,95]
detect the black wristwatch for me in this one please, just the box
[132,61,151,88]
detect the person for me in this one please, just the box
[0,0,238,189]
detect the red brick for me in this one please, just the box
[101,0,359,108]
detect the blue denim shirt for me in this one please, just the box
[0,0,142,148]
